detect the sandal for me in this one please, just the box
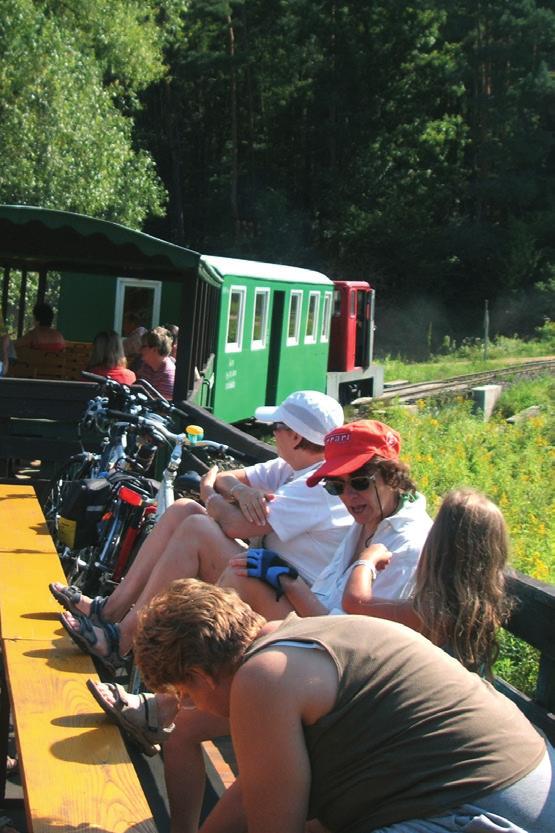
[49,583,108,625]
[86,679,175,756]
[60,612,128,674]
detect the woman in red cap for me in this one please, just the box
[224,418,432,618]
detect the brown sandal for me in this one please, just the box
[86,679,175,757]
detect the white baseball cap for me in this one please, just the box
[255,390,344,445]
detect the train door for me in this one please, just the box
[265,290,285,404]
[114,278,161,333]
[354,287,374,369]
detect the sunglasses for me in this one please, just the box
[323,474,376,496]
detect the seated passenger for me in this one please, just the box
[121,311,146,370]
[87,471,514,833]
[136,581,553,833]
[87,330,136,385]
[357,486,513,676]
[52,391,351,667]
[17,302,65,351]
[220,419,432,617]
[136,326,175,400]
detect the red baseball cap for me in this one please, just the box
[306,420,401,487]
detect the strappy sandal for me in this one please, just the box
[86,679,175,757]
[60,612,128,674]
[49,583,108,625]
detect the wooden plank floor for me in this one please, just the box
[1,484,157,833]
[5,639,157,833]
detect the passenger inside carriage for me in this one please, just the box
[122,310,146,370]
[16,302,65,351]
[136,326,175,400]
[87,330,136,386]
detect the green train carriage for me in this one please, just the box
[197,256,334,422]
[0,205,383,425]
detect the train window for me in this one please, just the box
[305,292,320,344]
[333,289,342,317]
[251,288,270,349]
[349,291,356,317]
[225,286,246,352]
[287,290,303,345]
[321,292,332,342]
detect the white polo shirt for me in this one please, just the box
[310,492,433,613]
[244,457,353,585]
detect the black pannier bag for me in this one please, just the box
[58,478,112,550]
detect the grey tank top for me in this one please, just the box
[244,613,546,833]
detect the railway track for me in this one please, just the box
[356,358,555,405]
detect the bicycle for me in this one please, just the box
[43,373,153,540]
[61,402,248,598]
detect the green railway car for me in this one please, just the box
[196,256,334,422]
[0,206,383,425]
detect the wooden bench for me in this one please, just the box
[8,342,92,382]
[0,484,157,833]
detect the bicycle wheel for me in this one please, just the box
[65,507,127,597]
[43,454,96,539]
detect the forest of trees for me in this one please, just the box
[1,0,554,355]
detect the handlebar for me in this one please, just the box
[104,408,245,457]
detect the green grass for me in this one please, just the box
[351,396,554,582]
[381,322,554,384]
[495,376,554,419]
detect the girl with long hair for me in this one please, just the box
[363,487,512,676]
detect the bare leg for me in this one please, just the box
[103,499,206,621]
[164,708,230,833]
[218,567,294,620]
[65,514,247,657]
[51,499,205,620]
[116,514,246,653]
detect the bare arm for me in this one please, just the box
[358,598,423,631]
[200,467,274,538]
[227,560,329,618]
[341,543,392,614]
[201,466,275,528]
[341,544,423,630]
[230,647,337,833]
[215,470,274,526]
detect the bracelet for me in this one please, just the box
[350,560,377,582]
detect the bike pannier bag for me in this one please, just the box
[58,478,112,549]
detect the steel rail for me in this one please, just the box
[354,358,555,404]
